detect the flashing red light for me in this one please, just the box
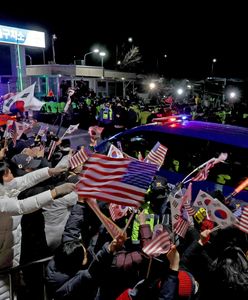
[169,117,177,122]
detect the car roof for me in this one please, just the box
[109,120,248,149]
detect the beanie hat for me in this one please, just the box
[178,270,195,298]
[116,288,132,300]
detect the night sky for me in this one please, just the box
[0,1,247,79]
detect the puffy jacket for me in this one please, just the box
[46,243,113,300]
[0,168,53,300]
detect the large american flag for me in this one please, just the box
[76,154,157,207]
[192,153,228,181]
[142,230,172,257]
[235,206,248,234]
[144,142,168,169]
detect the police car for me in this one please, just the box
[95,116,248,203]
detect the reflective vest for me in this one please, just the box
[131,202,156,244]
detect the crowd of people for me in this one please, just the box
[0,103,247,300]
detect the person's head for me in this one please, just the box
[54,240,87,274]
[0,161,14,184]
[178,270,199,299]
[210,246,248,298]
[148,176,168,214]
[11,153,42,175]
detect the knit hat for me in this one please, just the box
[178,270,195,298]
[116,288,132,300]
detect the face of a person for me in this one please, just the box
[22,147,35,157]
[3,168,14,183]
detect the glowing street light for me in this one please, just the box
[83,48,99,65]
[128,37,133,43]
[177,88,184,95]
[211,58,217,76]
[149,82,156,90]
[230,91,236,99]
[99,51,106,78]
[52,34,57,64]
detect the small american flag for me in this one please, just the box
[192,153,228,181]
[182,183,196,216]
[142,230,172,257]
[77,154,157,208]
[4,120,17,146]
[65,124,79,135]
[109,203,129,221]
[144,142,168,169]
[235,206,248,234]
[173,216,190,238]
[69,148,89,169]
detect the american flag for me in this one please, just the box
[69,148,90,169]
[142,230,172,257]
[173,216,190,238]
[182,183,196,216]
[144,142,168,169]
[192,153,228,181]
[65,124,79,135]
[4,120,17,146]
[47,140,57,161]
[235,206,248,234]
[76,154,157,208]
[109,203,129,221]
[184,203,197,216]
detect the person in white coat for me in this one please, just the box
[42,191,78,252]
[0,161,75,300]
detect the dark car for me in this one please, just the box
[95,117,248,203]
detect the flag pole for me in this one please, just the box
[122,210,135,234]
[146,257,153,279]
[210,224,221,233]
[181,158,215,184]
[60,129,68,140]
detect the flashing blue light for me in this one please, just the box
[181,115,187,120]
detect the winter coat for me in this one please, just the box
[46,243,113,300]
[43,191,78,251]
[0,167,53,300]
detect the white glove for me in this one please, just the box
[48,166,68,177]
[55,183,75,197]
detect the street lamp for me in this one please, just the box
[177,88,184,95]
[52,34,57,64]
[99,52,106,78]
[83,48,99,65]
[128,37,133,43]
[149,82,156,90]
[211,58,217,76]
[26,54,32,65]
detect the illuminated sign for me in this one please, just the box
[0,24,45,48]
